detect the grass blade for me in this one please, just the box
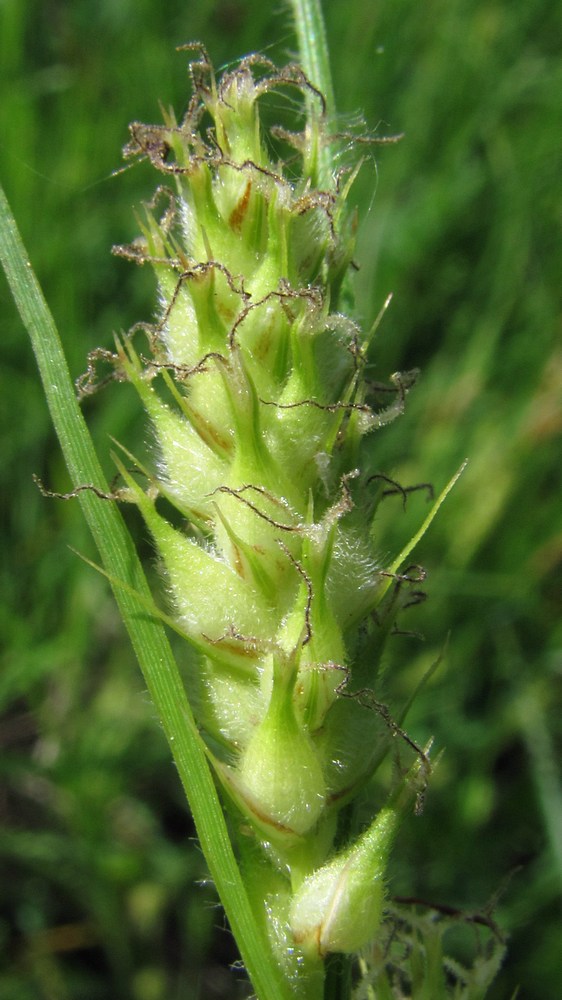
[0,180,291,1000]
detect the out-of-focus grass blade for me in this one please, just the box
[0,180,292,1000]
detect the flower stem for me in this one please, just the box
[323,953,353,1000]
[0,180,293,1000]
[289,0,336,187]
[289,7,351,997]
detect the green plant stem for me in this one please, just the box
[0,180,292,1000]
[323,953,353,1000]
[291,5,350,996]
[289,0,335,188]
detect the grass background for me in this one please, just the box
[1,0,560,997]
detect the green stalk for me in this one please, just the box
[289,0,336,188]
[290,6,347,995]
[0,181,292,1000]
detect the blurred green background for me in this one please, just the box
[1,0,560,997]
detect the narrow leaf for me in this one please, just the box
[0,180,291,1000]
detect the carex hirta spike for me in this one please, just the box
[97,49,435,976]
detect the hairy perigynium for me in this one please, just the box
[83,47,429,965]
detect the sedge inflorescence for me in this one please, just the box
[84,46,430,963]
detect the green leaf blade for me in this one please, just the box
[0,179,292,1000]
